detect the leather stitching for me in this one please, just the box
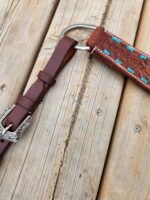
[95,47,150,90]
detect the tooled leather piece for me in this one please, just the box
[87,27,150,92]
[0,36,78,159]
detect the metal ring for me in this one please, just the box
[60,24,97,51]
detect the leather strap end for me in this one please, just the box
[4,36,78,131]
[0,36,78,158]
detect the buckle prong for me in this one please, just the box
[2,124,12,134]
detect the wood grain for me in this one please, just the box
[98,1,150,199]
[0,0,59,197]
[0,0,145,199]
[0,0,59,113]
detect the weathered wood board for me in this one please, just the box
[0,0,147,199]
[0,0,59,113]
[0,0,60,196]
[98,1,150,199]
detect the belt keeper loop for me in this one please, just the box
[37,71,56,86]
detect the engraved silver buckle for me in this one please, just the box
[0,105,32,143]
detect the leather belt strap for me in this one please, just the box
[0,36,77,159]
[86,27,150,92]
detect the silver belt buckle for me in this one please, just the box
[0,105,31,143]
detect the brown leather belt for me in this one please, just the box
[0,24,150,159]
[0,36,78,158]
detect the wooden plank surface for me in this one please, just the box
[98,1,150,199]
[0,0,146,200]
[0,0,59,197]
[0,0,59,113]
